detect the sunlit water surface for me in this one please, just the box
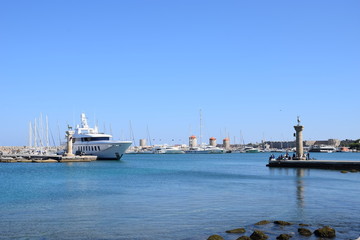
[0,152,359,239]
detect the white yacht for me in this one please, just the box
[185,145,225,154]
[153,145,185,154]
[72,113,132,160]
[309,145,336,153]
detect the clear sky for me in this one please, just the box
[1,0,359,146]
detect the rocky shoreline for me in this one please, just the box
[207,220,339,240]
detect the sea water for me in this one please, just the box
[0,153,359,239]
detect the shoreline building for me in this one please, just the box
[189,135,197,148]
[209,137,216,147]
[223,138,230,150]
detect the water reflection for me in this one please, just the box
[269,168,309,217]
[296,169,305,209]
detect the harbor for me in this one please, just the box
[1,152,359,239]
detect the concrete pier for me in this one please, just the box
[266,117,360,170]
[267,159,360,170]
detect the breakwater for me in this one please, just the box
[0,146,96,163]
[267,159,360,170]
[0,154,97,163]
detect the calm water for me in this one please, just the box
[0,153,359,239]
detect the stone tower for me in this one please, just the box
[294,117,305,160]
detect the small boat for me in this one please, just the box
[337,147,350,152]
[153,145,185,154]
[244,147,260,153]
[309,145,336,153]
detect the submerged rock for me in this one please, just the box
[314,226,336,238]
[298,228,312,236]
[299,223,310,227]
[226,228,246,233]
[207,234,224,240]
[250,230,269,240]
[254,220,271,225]
[276,233,292,240]
[274,221,292,226]
[237,236,251,240]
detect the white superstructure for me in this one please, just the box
[72,113,132,160]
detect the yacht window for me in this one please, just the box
[98,146,100,151]
[81,137,110,142]
[91,146,94,151]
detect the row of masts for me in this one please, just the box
[28,114,50,148]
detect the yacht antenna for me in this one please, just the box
[110,124,113,139]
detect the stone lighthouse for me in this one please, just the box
[294,116,305,160]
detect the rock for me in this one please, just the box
[274,221,292,226]
[340,170,348,173]
[250,230,269,240]
[276,234,292,240]
[207,234,224,240]
[350,169,358,173]
[254,220,271,225]
[314,226,336,238]
[237,236,252,240]
[226,228,246,233]
[298,228,312,236]
[299,223,310,227]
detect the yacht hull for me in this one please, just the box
[74,141,132,160]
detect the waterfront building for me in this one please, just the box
[223,138,230,150]
[189,135,197,148]
[209,137,216,147]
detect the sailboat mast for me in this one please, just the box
[34,118,37,148]
[147,125,152,146]
[199,109,202,146]
[46,115,49,147]
[29,121,32,147]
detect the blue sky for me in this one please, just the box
[1,0,359,146]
